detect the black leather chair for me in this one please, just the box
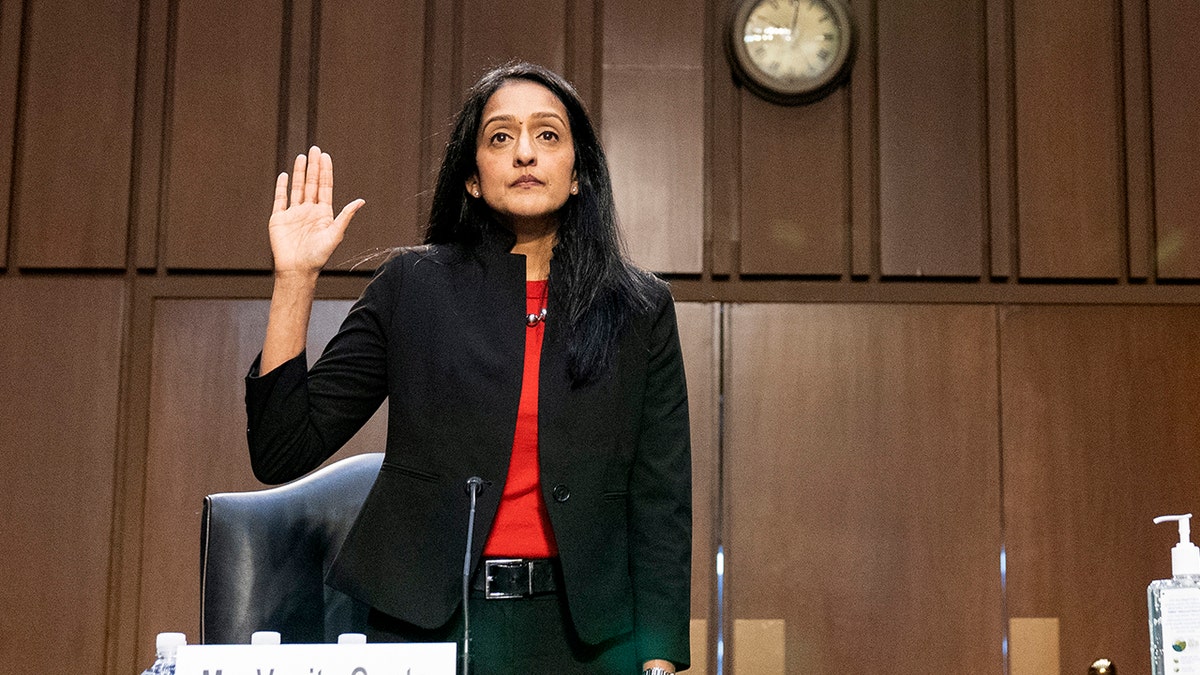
[199,452,383,644]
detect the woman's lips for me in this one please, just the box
[511,175,543,187]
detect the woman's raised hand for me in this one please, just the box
[269,145,365,276]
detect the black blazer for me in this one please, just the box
[245,242,692,667]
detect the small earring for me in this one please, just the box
[570,185,578,195]
[473,189,480,197]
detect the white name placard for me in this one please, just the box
[175,642,457,675]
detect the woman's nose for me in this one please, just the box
[514,131,536,166]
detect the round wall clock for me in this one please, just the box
[726,0,855,105]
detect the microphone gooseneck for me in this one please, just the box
[462,476,485,675]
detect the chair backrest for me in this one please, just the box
[200,452,383,644]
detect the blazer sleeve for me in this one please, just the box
[244,257,400,485]
[628,290,693,668]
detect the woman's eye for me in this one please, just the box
[490,132,510,144]
[538,130,558,142]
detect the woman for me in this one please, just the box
[245,62,691,675]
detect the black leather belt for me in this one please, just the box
[474,558,558,599]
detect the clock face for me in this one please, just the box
[729,0,853,103]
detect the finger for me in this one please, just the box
[304,145,321,203]
[318,152,334,206]
[334,199,366,230]
[289,153,306,207]
[272,172,288,214]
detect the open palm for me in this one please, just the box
[269,145,364,274]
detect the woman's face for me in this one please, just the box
[466,80,577,232]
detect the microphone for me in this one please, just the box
[461,476,488,675]
[465,476,486,494]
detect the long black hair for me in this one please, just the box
[425,62,661,385]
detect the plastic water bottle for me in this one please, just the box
[141,632,187,675]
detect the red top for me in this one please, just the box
[483,280,558,557]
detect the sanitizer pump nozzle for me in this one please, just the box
[1154,514,1200,577]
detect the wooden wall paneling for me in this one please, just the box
[849,0,877,278]
[674,303,718,645]
[877,0,986,278]
[739,92,849,276]
[1121,0,1152,280]
[131,0,172,270]
[1148,0,1200,279]
[163,0,284,270]
[1013,0,1123,279]
[1009,617,1061,675]
[725,303,1002,672]
[716,304,733,675]
[708,0,739,277]
[254,0,308,220]
[732,618,786,673]
[0,0,22,268]
[602,0,701,97]
[0,278,127,673]
[987,0,1015,279]
[1001,306,1200,673]
[136,297,386,660]
[283,0,313,162]
[565,0,597,110]
[460,0,567,89]
[106,281,157,675]
[421,0,458,230]
[11,0,139,269]
[602,0,705,274]
[314,0,427,259]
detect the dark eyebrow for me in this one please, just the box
[481,111,568,129]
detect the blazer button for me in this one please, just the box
[551,484,571,503]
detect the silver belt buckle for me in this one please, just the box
[484,559,533,599]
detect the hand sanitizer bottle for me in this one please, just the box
[1149,514,1200,675]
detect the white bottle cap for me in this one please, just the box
[1154,514,1200,576]
[155,632,187,657]
[251,630,282,645]
[337,633,367,644]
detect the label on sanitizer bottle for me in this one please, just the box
[1161,587,1200,674]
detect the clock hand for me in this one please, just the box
[790,0,801,38]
